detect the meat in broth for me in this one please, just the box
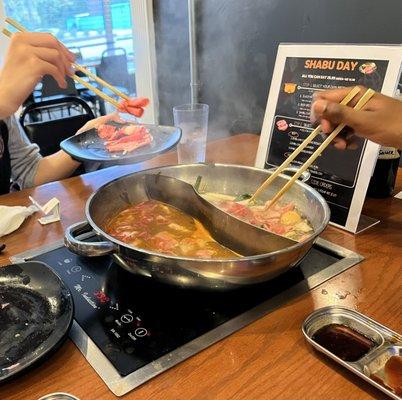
[105,200,240,259]
[202,193,313,241]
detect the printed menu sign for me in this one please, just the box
[256,44,402,232]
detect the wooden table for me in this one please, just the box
[0,134,401,400]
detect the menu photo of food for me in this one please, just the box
[276,119,289,131]
[283,82,297,94]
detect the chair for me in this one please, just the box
[68,47,84,66]
[42,73,100,117]
[22,92,40,123]
[20,96,95,157]
[38,75,79,119]
[41,75,78,98]
[66,48,100,114]
[96,47,135,96]
[95,48,135,115]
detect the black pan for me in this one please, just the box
[0,261,73,382]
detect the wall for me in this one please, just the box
[153,0,190,125]
[153,0,402,139]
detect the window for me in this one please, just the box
[1,0,158,122]
[4,0,134,71]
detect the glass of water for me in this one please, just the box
[173,103,209,164]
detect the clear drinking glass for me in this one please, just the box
[173,103,209,164]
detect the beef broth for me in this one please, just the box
[105,200,240,259]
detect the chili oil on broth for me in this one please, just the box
[105,200,240,259]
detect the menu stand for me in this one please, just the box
[355,215,380,234]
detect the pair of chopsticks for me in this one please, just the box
[2,17,129,109]
[250,86,375,207]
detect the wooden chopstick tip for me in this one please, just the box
[5,16,27,32]
[2,28,13,38]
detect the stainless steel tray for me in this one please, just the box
[302,306,402,399]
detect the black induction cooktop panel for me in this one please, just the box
[30,245,340,377]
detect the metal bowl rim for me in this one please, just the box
[85,163,331,262]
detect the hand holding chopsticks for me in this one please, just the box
[312,87,402,150]
[249,86,362,203]
[0,27,76,118]
[2,17,148,116]
[251,86,376,208]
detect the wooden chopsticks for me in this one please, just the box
[250,86,361,203]
[2,17,129,108]
[251,86,375,208]
[72,63,130,101]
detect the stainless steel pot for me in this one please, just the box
[65,163,330,290]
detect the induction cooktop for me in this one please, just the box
[11,238,363,396]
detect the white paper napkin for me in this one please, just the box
[0,205,38,237]
[29,196,61,225]
[0,196,61,237]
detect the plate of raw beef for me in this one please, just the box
[60,121,181,165]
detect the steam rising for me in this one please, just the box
[154,0,281,138]
[154,0,402,141]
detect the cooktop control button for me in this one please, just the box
[121,314,134,324]
[134,327,147,337]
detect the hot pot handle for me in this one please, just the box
[65,221,117,257]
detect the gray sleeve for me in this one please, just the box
[6,116,42,189]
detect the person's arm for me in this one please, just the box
[7,116,79,188]
[311,86,402,149]
[33,150,80,186]
[7,116,41,189]
[0,32,75,119]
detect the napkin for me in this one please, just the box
[0,205,38,237]
[29,196,61,225]
[0,196,61,238]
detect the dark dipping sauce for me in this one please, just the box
[312,323,376,362]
